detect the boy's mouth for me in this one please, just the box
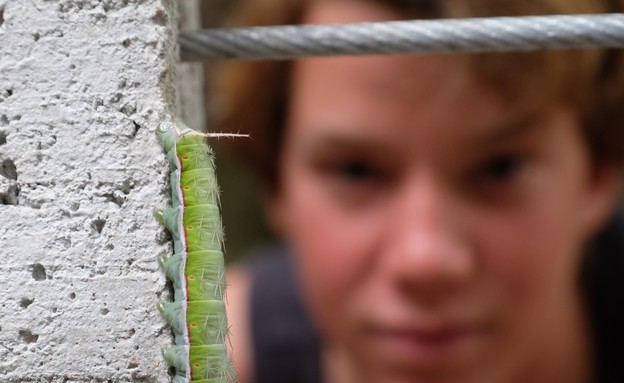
[366,321,489,368]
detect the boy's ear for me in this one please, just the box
[584,162,622,237]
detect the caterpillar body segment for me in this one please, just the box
[163,344,232,383]
[184,251,226,301]
[158,251,226,302]
[156,116,236,383]
[180,169,221,207]
[184,205,225,252]
[159,300,229,345]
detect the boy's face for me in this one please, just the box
[270,1,619,382]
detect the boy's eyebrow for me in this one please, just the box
[472,113,542,145]
[301,114,544,153]
[302,129,388,153]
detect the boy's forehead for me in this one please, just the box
[293,110,546,152]
[290,57,516,143]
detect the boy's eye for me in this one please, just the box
[466,154,528,203]
[317,158,393,206]
[332,160,382,182]
[478,155,524,182]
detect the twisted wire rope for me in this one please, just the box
[179,13,624,61]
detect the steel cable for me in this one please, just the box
[179,14,624,61]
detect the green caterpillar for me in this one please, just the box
[155,116,236,383]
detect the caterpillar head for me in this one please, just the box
[157,115,180,152]
[157,115,206,152]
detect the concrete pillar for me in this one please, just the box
[0,0,203,381]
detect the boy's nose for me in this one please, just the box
[379,172,477,301]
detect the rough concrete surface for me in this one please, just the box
[0,0,203,381]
